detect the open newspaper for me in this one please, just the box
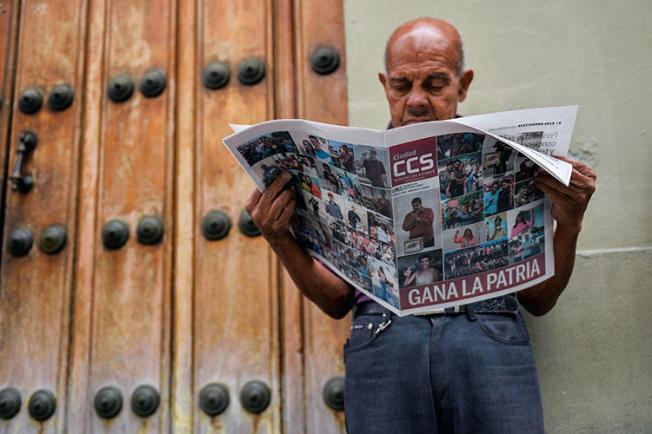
[224,106,577,316]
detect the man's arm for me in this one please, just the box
[517,157,596,316]
[245,172,355,319]
[402,213,416,231]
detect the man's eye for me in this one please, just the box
[425,82,445,92]
[392,82,411,92]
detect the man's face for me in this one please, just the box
[379,25,473,127]
[369,150,377,160]
[419,257,431,270]
[411,200,423,212]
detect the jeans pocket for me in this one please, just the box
[477,312,531,345]
[346,313,391,353]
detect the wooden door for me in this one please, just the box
[0,1,349,433]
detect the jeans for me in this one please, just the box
[344,305,544,434]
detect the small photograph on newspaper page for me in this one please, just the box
[344,201,369,233]
[397,249,444,289]
[236,131,299,167]
[483,173,515,217]
[507,203,545,262]
[349,228,395,268]
[484,212,508,242]
[441,191,483,230]
[295,172,322,199]
[329,240,373,291]
[289,131,332,163]
[316,161,343,195]
[436,132,483,161]
[302,191,325,219]
[444,239,510,280]
[442,222,486,251]
[369,256,400,308]
[327,139,357,173]
[360,185,393,218]
[293,210,330,257]
[438,152,483,200]
[367,211,395,246]
[515,155,537,182]
[354,145,390,188]
[322,191,347,221]
[482,136,516,177]
[394,181,441,257]
[514,179,544,207]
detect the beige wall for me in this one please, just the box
[345,0,652,431]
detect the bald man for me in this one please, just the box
[245,17,596,434]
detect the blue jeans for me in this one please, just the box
[344,305,544,434]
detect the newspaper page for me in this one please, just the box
[223,106,577,316]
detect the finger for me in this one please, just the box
[534,174,577,199]
[268,189,294,222]
[273,199,296,231]
[258,171,293,210]
[553,155,597,180]
[536,171,592,201]
[245,188,263,214]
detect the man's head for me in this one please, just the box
[379,17,474,127]
[369,149,378,160]
[308,135,320,148]
[418,254,432,270]
[411,197,423,211]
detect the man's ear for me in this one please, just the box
[378,71,387,89]
[457,69,474,102]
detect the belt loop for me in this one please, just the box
[465,303,477,321]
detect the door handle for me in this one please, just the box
[9,130,38,194]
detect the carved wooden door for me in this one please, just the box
[0,1,349,433]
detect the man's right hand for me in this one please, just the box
[244,171,296,244]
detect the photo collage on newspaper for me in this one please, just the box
[226,107,576,315]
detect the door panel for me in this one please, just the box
[0,0,19,233]
[69,0,175,432]
[0,0,87,433]
[192,0,280,433]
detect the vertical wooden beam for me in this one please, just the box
[66,0,107,430]
[271,2,306,433]
[0,0,20,252]
[171,0,195,432]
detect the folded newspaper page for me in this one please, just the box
[223,106,577,316]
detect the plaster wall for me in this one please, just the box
[344,0,652,431]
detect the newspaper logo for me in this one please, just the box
[390,137,438,186]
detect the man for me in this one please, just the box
[347,207,362,230]
[401,197,435,248]
[484,181,501,215]
[402,253,441,287]
[325,192,344,220]
[245,17,596,434]
[361,149,387,187]
[374,189,392,218]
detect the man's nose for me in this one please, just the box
[405,89,429,111]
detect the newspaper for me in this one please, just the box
[223,106,577,316]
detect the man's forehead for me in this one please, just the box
[386,21,461,73]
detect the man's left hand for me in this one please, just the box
[533,156,597,232]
